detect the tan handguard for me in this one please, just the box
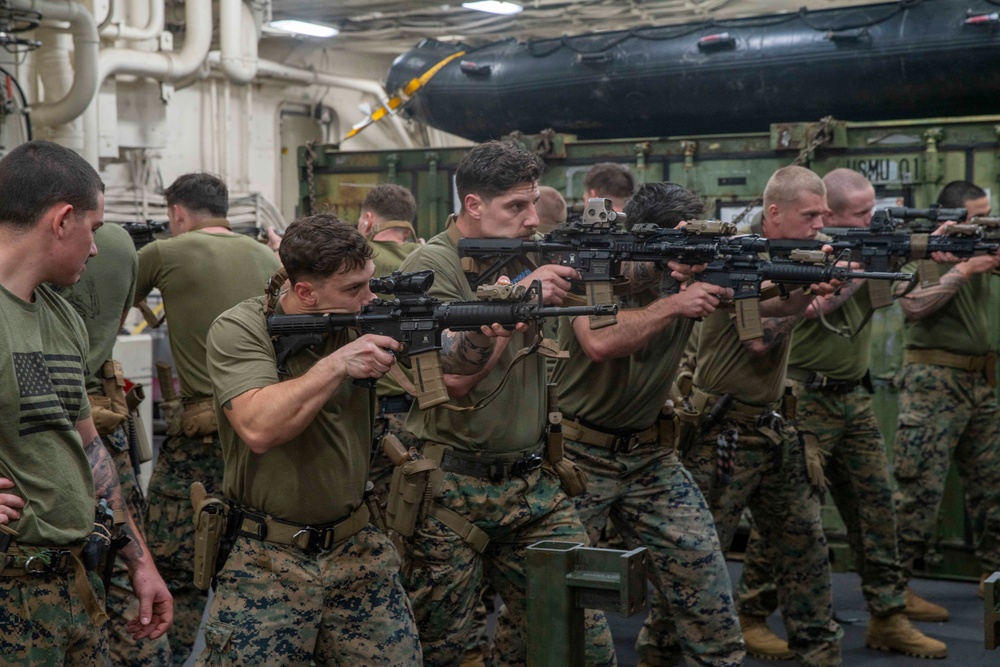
[543,384,587,497]
[383,434,440,537]
[191,481,228,591]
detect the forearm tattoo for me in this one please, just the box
[440,331,494,374]
[85,436,144,561]
[621,261,660,292]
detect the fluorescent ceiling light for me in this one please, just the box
[461,1,523,15]
[269,20,340,38]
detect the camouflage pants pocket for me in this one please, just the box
[196,619,236,667]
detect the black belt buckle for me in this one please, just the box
[611,432,641,454]
[293,525,336,554]
[509,453,543,478]
[757,411,784,432]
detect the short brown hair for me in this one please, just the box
[455,141,543,211]
[361,183,417,222]
[279,213,372,285]
[583,163,635,200]
[823,168,873,214]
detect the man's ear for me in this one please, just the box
[50,204,75,239]
[766,203,780,225]
[464,193,484,220]
[292,279,317,306]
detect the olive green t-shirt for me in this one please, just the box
[370,239,422,400]
[788,282,873,381]
[902,261,991,356]
[399,229,547,454]
[552,289,694,430]
[207,296,372,525]
[693,306,791,407]
[136,230,281,398]
[0,283,94,545]
[371,239,422,289]
[55,222,138,393]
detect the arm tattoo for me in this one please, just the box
[440,331,494,374]
[758,313,803,349]
[898,266,966,320]
[84,436,144,561]
[621,261,659,292]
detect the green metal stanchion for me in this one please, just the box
[986,571,1000,650]
[526,540,648,667]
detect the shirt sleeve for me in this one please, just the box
[207,305,281,407]
[134,242,162,305]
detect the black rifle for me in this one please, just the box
[458,197,747,328]
[686,249,911,341]
[268,270,618,409]
[121,221,169,250]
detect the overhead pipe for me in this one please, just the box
[99,0,163,42]
[219,0,259,84]
[11,0,99,129]
[97,0,212,86]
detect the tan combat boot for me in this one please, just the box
[865,613,947,659]
[739,614,794,660]
[904,588,949,622]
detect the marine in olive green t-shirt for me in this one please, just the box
[693,305,792,408]
[207,296,372,525]
[901,261,991,356]
[0,283,94,545]
[399,229,547,454]
[55,222,138,393]
[135,230,281,398]
[553,288,693,430]
[788,281,873,381]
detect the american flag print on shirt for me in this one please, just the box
[14,351,84,437]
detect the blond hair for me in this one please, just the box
[763,166,825,210]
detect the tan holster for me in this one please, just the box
[544,384,587,497]
[181,398,218,438]
[89,360,131,436]
[191,481,228,591]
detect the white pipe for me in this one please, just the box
[219,0,259,84]
[99,0,163,42]
[221,79,230,182]
[98,0,212,86]
[35,28,83,148]
[209,78,219,174]
[242,84,252,190]
[12,0,99,129]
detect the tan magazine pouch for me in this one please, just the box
[543,384,587,497]
[88,395,127,436]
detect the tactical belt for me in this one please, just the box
[439,448,544,483]
[688,387,782,426]
[903,348,990,373]
[1,543,108,626]
[378,394,414,415]
[232,504,370,554]
[786,367,864,394]
[562,417,658,453]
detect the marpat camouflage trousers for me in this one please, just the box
[681,417,842,667]
[196,524,421,666]
[739,384,906,619]
[144,433,224,664]
[399,464,617,667]
[893,363,1000,576]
